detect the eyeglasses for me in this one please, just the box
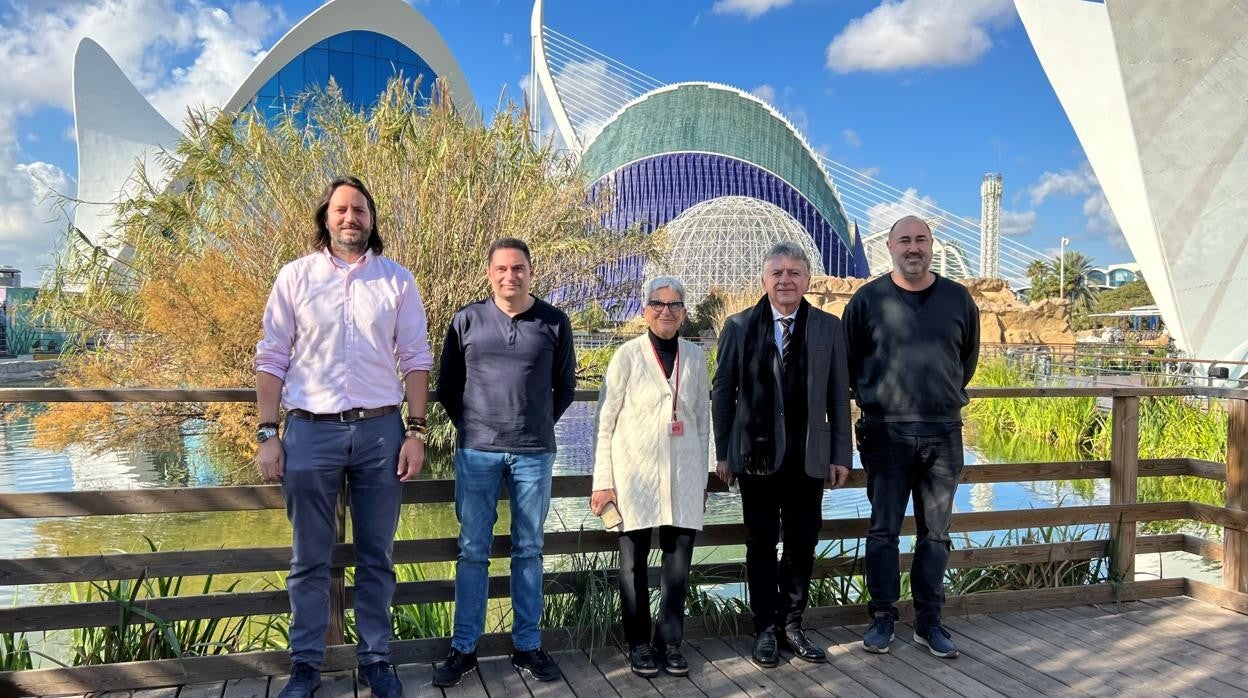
[646,300,686,313]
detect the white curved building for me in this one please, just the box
[1016,0,1248,366]
[70,0,473,259]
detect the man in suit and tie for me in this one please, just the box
[712,242,853,668]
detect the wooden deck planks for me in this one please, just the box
[840,621,1009,698]
[943,613,1115,696]
[26,596,1248,698]
[177,683,227,698]
[394,662,437,698]
[220,677,269,698]
[551,649,622,697]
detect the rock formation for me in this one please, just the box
[804,276,1074,345]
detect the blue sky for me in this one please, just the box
[0,0,1128,282]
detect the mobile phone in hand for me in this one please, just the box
[600,501,622,529]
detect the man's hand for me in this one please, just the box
[257,439,284,482]
[716,460,735,487]
[590,488,616,516]
[397,438,425,481]
[825,464,850,489]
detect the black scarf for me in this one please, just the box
[738,295,808,474]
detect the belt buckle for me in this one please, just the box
[340,408,365,422]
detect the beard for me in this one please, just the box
[331,227,369,253]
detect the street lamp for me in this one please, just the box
[1058,236,1069,300]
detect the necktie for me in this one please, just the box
[779,317,794,371]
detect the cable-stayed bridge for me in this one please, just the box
[530,11,1050,291]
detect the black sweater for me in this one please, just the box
[647,329,679,378]
[842,274,980,422]
[438,296,577,452]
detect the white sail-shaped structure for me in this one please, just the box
[1017,0,1248,367]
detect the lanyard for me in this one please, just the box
[648,341,680,421]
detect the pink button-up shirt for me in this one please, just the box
[255,249,434,414]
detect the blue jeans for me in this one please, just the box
[858,419,963,627]
[451,448,555,653]
[281,412,404,667]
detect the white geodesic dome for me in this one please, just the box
[647,196,826,307]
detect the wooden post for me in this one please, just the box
[327,488,348,646]
[1109,395,1139,581]
[1223,398,1248,592]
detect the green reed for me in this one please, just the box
[1,631,33,672]
[967,357,1230,537]
[945,526,1109,595]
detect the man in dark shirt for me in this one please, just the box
[843,216,979,659]
[433,238,577,687]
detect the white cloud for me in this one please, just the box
[750,84,777,104]
[1028,163,1126,248]
[0,0,284,283]
[826,0,1015,73]
[712,0,795,20]
[865,187,938,235]
[148,3,282,126]
[502,32,513,47]
[858,165,881,178]
[0,126,75,282]
[1028,165,1096,205]
[1000,209,1036,237]
[841,128,861,148]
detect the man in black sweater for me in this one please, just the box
[843,215,979,659]
[433,238,577,687]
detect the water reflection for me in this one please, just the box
[1,403,1116,567]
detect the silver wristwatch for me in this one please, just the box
[257,426,278,444]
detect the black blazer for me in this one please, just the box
[712,304,853,478]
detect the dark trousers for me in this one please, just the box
[858,419,963,627]
[618,526,696,648]
[281,412,403,667]
[739,465,824,634]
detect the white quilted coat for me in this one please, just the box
[592,335,711,532]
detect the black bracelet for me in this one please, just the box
[259,421,278,429]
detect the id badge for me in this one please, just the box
[668,420,685,436]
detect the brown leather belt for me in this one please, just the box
[287,405,399,422]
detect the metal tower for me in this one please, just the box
[979,173,1003,279]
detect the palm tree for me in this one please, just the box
[1060,251,1099,312]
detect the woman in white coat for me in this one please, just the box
[590,276,711,679]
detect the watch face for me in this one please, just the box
[257,427,278,443]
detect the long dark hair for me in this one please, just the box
[313,176,384,254]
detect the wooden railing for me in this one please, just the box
[0,385,1247,693]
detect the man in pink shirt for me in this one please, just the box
[255,176,433,698]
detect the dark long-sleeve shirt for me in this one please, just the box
[843,274,980,422]
[438,296,577,452]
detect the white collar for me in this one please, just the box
[770,304,797,322]
[326,249,369,270]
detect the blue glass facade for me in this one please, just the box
[249,30,437,117]
[582,152,867,316]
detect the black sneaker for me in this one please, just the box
[512,647,562,682]
[659,644,689,676]
[914,624,959,658]
[433,649,478,687]
[628,644,660,678]
[862,612,895,654]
